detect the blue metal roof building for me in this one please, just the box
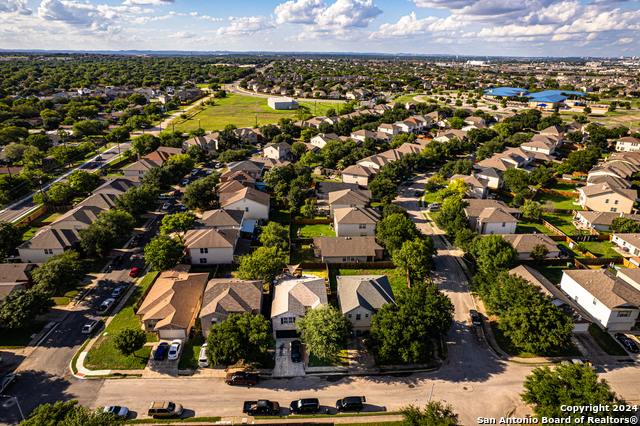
[484,87,529,97]
[484,88,587,100]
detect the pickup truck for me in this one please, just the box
[225,371,259,386]
[243,400,280,416]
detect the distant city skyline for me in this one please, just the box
[1,0,640,57]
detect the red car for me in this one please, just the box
[129,267,141,277]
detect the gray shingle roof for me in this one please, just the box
[200,279,262,317]
[195,209,244,228]
[337,275,395,314]
[563,269,640,309]
[334,207,380,225]
[501,234,559,255]
[328,189,372,206]
[313,236,383,257]
[17,227,80,250]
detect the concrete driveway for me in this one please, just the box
[272,338,305,378]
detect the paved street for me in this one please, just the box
[0,142,131,223]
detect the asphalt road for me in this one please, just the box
[0,142,131,223]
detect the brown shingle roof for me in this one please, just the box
[271,274,328,317]
[184,228,239,249]
[219,187,270,208]
[195,209,244,228]
[200,279,262,318]
[17,227,80,250]
[313,236,382,257]
[328,189,371,206]
[334,207,380,225]
[501,234,559,255]
[563,269,640,309]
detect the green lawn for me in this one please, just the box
[537,265,577,285]
[85,271,159,370]
[490,320,582,358]
[308,348,349,367]
[35,210,64,223]
[394,94,419,103]
[269,205,291,223]
[304,269,328,279]
[178,329,203,370]
[534,191,582,210]
[20,226,39,241]
[329,268,409,294]
[290,245,317,263]
[52,288,81,305]
[291,224,335,238]
[516,221,556,235]
[174,93,341,131]
[578,241,623,258]
[545,181,579,192]
[422,191,439,205]
[557,241,584,258]
[543,213,583,236]
[0,322,47,348]
[589,325,628,356]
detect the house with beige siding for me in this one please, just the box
[263,142,291,160]
[337,275,395,334]
[577,183,637,214]
[501,234,560,259]
[575,211,640,232]
[184,228,251,265]
[17,227,80,263]
[612,233,640,257]
[328,189,371,214]
[334,207,380,237]
[271,274,328,338]
[200,278,263,337]
[450,174,488,199]
[615,137,640,152]
[219,187,270,221]
[341,164,376,185]
[313,236,383,263]
[464,200,520,235]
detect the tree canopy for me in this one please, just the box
[392,238,437,284]
[259,222,289,251]
[182,175,219,210]
[296,305,352,361]
[20,399,125,426]
[0,289,54,329]
[376,213,423,253]
[144,235,183,271]
[31,250,87,295]
[205,313,274,366]
[113,327,147,357]
[237,247,287,283]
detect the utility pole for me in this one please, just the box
[1,395,24,421]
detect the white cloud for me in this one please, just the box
[189,12,223,21]
[477,23,555,37]
[614,37,634,44]
[189,11,198,16]
[217,15,275,35]
[37,0,124,32]
[274,0,382,28]
[411,0,476,9]
[122,0,175,5]
[0,0,32,15]
[372,12,462,38]
[131,10,185,25]
[168,30,196,38]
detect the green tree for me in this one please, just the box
[259,222,289,251]
[182,175,219,210]
[287,186,305,212]
[205,312,274,365]
[186,144,207,162]
[3,143,28,162]
[218,148,249,163]
[521,362,629,423]
[72,120,103,137]
[290,141,307,158]
[0,126,29,146]
[474,235,519,274]
[369,177,398,201]
[367,282,454,364]
[610,217,640,233]
[130,137,146,157]
[31,250,87,295]
[376,213,422,253]
[0,289,54,329]
[521,200,543,221]
[140,167,173,189]
[114,184,160,217]
[401,402,460,426]
[68,170,100,193]
[447,117,467,130]
[79,209,136,255]
[237,247,286,283]
[503,167,530,193]
[565,131,584,144]
[0,221,23,259]
[144,235,183,271]
[296,305,351,361]
[583,106,592,115]
[160,212,197,241]
[47,182,73,205]
[20,399,126,426]
[529,164,555,185]
[113,327,147,357]
[530,243,550,262]
[104,126,130,144]
[435,195,469,236]
[392,238,437,284]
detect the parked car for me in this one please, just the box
[182,178,189,185]
[289,398,319,414]
[129,267,141,278]
[0,373,16,394]
[614,333,639,353]
[190,169,198,175]
[108,255,124,270]
[134,233,144,241]
[198,343,209,368]
[129,239,139,248]
[336,396,365,412]
[180,205,187,211]
[148,401,183,419]
[225,371,259,386]
[101,406,129,419]
[167,339,182,360]
[291,340,302,363]
[82,319,100,334]
[162,202,171,210]
[414,191,422,197]
[158,194,170,200]
[243,400,280,415]
[96,298,116,315]
[154,342,169,360]
[206,169,213,175]
[470,310,481,326]
[111,286,126,298]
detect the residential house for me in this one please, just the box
[473,165,503,188]
[612,233,640,257]
[587,175,632,189]
[17,228,80,263]
[217,180,251,194]
[333,207,380,237]
[560,269,640,331]
[337,275,395,333]
[310,133,339,150]
[174,88,203,102]
[0,263,39,303]
[250,158,290,171]
[577,183,637,214]
[49,205,104,230]
[328,189,371,214]
[394,120,416,134]
[193,209,245,230]
[271,274,328,338]
[183,135,214,152]
[349,129,376,143]
[136,266,209,339]
[509,265,591,332]
[396,140,428,156]
[521,139,557,155]
[92,178,139,195]
[356,154,394,170]
[377,123,401,136]
[226,160,264,179]
[219,171,256,188]
[465,116,486,126]
[464,199,520,234]
[450,174,489,199]
[540,125,565,138]
[263,142,291,160]
[501,234,560,259]
[341,164,376,186]
[615,137,640,152]
[314,182,364,200]
[478,147,534,171]
[313,236,384,263]
[576,211,640,232]
[122,158,163,178]
[219,187,270,221]
[184,228,251,265]
[199,278,263,337]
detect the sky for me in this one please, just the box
[1,0,640,57]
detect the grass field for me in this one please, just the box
[308,348,349,367]
[35,210,64,223]
[579,241,623,258]
[178,329,203,370]
[545,181,579,192]
[589,325,628,356]
[291,224,335,238]
[0,322,47,348]
[394,94,419,103]
[52,288,81,305]
[515,221,556,235]
[85,271,159,370]
[534,191,582,210]
[329,268,408,294]
[174,93,342,132]
[20,226,39,241]
[543,213,582,236]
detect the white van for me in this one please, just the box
[198,343,209,367]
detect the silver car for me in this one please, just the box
[101,406,129,419]
[168,339,182,360]
[82,319,100,334]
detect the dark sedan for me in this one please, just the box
[291,340,302,363]
[614,333,639,353]
[289,398,319,414]
[154,342,169,360]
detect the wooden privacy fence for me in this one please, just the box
[290,218,333,225]
[541,208,574,214]
[539,188,578,198]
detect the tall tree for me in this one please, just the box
[114,184,159,217]
[160,212,197,241]
[474,235,519,274]
[392,238,437,284]
[296,305,351,362]
[401,402,460,426]
[237,247,286,283]
[0,221,23,259]
[610,217,640,233]
[68,170,100,193]
[434,195,469,236]
[0,289,55,329]
[521,200,543,221]
[144,235,183,271]
[259,222,289,251]
[376,213,422,253]
[182,175,219,210]
[113,327,147,357]
[205,313,274,366]
[20,399,125,426]
[31,250,87,296]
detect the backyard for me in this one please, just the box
[85,271,159,370]
[290,224,335,238]
[543,213,585,236]
[515,221,557,235]
[537,265,577,285]
[328,268,408,293]
[289,244,317,264]
[578,241,623,258]
[534,191,582,210]
[269,202,291,224]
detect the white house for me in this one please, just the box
[328,189,371,214]
[184,229,246,265]
[267,97,298,110]
[219,187,270,221]
[17,228,80,263]
[333,207,380,237]
[560,269,640,331]
[263,142,291,160]
[615,137,640,152]
[341,164,376,186]
[612,233,640,257]
[337,275,395,334]
[450,174,488,199]
[271,274,328,338]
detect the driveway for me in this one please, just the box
[272,338,305,378]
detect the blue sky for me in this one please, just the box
[1,0,639,56]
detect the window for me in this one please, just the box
[211,318,221,325]
[356,313,361,321]
[611,208,617,212]
[605,199,609,204]
[139,171,144,175]
[281,317,295,324]
[618,310,632,317]
[200,258,207,264]
[593,297,597,305]
[575,295,579,303]
[359,224,366,229]
[614,200,619,205]
[635,249,639,256]
[44,249,53,255]
[348,314,352,318]
[200,248,208,254]
[147,320,158,329]
[501,222,506,227]
[365,313,369,318]
[342,256,356,262]
[245,207,249,212]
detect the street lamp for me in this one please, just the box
[428,381,446,403]
[1,395,25,421]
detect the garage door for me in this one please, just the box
[276,330,300,338]
[573,324,590,333]
[607,323,631,332]
[159,329,186,339]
